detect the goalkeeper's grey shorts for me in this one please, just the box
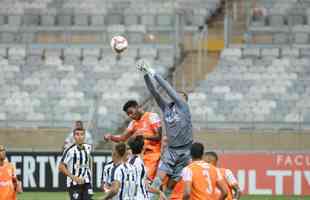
[158,143,192,182]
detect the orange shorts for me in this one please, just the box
[143,152,161,181]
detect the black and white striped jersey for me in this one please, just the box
[101,161,114,187]
[61,143,92,187]
[128,155,149,200]
[110,162,137,200]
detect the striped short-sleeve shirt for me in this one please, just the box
[110,163,137,200]
[61,143,92,187]
[128,155,149,200]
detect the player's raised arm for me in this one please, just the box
[144,73,168,110]
[137,60,186,108]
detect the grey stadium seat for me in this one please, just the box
[57,14,72,26]
[106,13,122,25]
[124,10,139,25]
[8,15,22,26]
[127,25,145,43]
[73,14,89,26]
[90,15,105,26]
[41,15,56,26]
[141,14,156,26]
[294,33,309,44]
[23,14,40,26]
[273,33,289,44]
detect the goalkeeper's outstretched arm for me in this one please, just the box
[152,73,186,108]
[137,60,186,108]
[144,74,168,111]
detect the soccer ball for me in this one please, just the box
[110,36,128,54]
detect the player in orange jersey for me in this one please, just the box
[182,143,227,200]
[0,145,22,200]
[104,100,162,182]
[204,151,241,200]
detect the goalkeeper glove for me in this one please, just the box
[136,59,155,76]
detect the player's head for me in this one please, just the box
[177,91,188,102]
[123,100,143,120]
[204,151,218,166]
[73,128,85,145]
[75,120,83,129]
[112,143,127,162]
[190,142,204,160]
[128,135,144,155]
[0,145,6,161]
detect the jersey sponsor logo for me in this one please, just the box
[165,106,181,126]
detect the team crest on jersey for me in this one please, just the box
[165,107,180,124]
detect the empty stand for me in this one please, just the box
[0,45,174,130]
[189,47,310,130]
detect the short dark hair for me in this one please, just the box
[73,128,85,135]
[204,151,218,161]
[191,142,204,159]
[75,120,83,125]
[115,143,127,157]
[123,100,139,112]
[128,135,144,154]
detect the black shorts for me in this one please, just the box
[68,183,93,200]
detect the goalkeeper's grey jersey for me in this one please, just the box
[144,73,193,148]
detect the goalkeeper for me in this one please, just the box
[137,61,193,197]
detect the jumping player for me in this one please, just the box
[104,100,162,182]
[204,151,241,200]
[182,143,227,200]
[137,60,193,196]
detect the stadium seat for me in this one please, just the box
[106,13,123,25]
[8,15,22,26]
[124,10,139,25]
[90,15,105,26]
[41,15,56,26]
[73,14,89,26]
[127,25,146,43]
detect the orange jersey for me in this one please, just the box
[182,160,222,200]
[127,112,161,154]
[0,162,17,200]
[214,168,239,200]
[127,112,161,181]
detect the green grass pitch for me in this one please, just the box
[17,192,310,200]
